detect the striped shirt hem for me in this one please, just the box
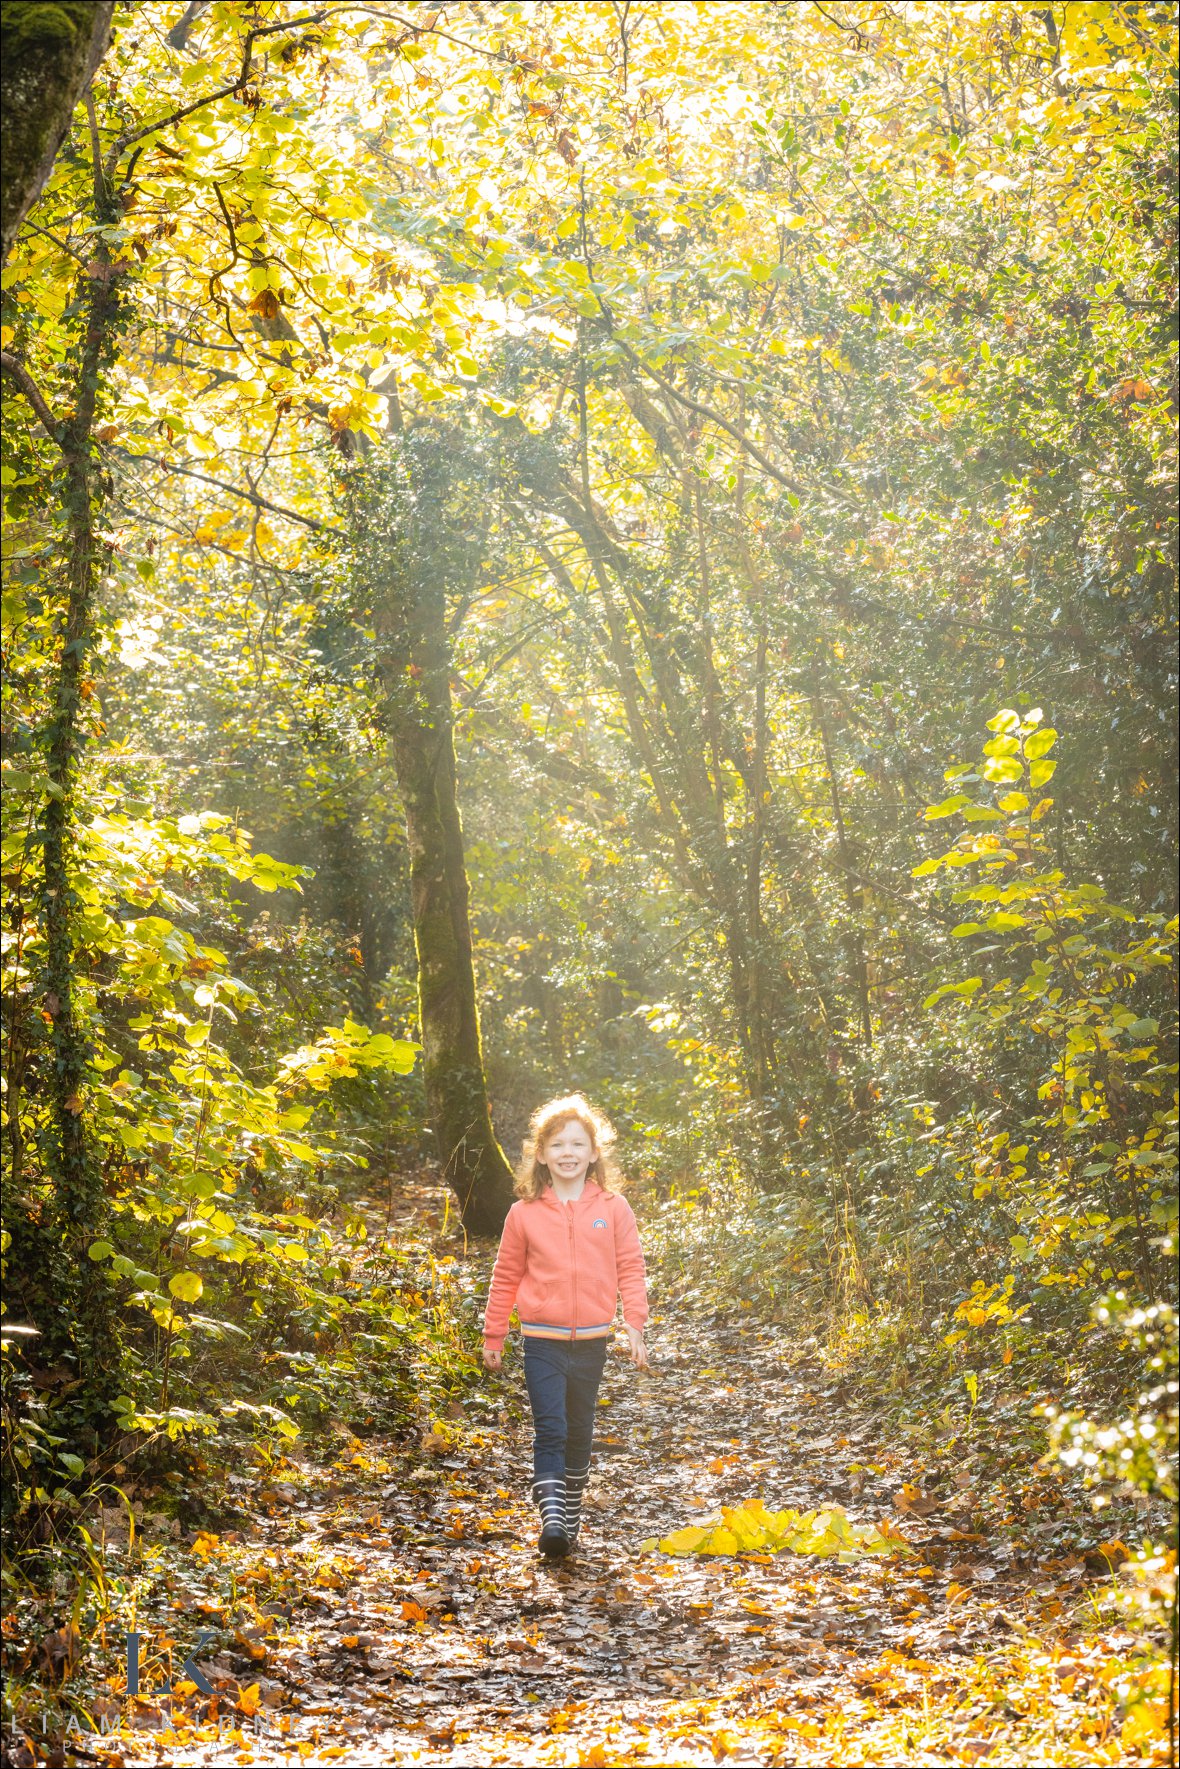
[520,1321,614,1341]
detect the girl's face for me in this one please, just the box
[541,1119,595,1182]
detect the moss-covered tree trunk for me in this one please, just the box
[1,2,115,264]
[1,161,126,1445]
[347,440,516,1236]
[382,604,515,1235]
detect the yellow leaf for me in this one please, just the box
[1122,1700,1169,1746]
[237,1682,262,1715]
[657,1525,710,1555]
[699,1526,740,1555]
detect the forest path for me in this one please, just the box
[97,1199,1159,1769]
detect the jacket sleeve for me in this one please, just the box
[612,1195,649,1332]
[482,1204,527,1350]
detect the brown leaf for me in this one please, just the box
[1085,1538,1130,1572]
[894,1483,940,1517]
[39,1625,80,1681]
[234,1627,268,1663]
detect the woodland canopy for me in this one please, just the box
[0,3,1176,1764]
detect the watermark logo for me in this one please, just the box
[4,1629,295,1756]
[125,1628,217,1697]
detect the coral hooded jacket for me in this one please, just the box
[482,1181,648,1352]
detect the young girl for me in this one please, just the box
[482,1094,649,1560]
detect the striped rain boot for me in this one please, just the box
[563,1461,590,1551]
[532,1475,569,1558]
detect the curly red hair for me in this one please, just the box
[513,1093,626,1200]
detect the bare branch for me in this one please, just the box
[111,447,338,534]
[576,180,817,499]
[106,11,331,172]
[0,351,62,447]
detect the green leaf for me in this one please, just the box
[1023,727,1057,759]
[924,794,970,821]
[88,1240,114,1262]
[180,1171,219,1199]
[922,978,984,1009]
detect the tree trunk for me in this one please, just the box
[381,588,516,1235]
[349,443,516,1235]
[42,229,128,1430]
[812,696,873,1051]
[0,171,128,1438]
[1,2,115,263]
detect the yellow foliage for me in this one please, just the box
[647,1497,912,1560]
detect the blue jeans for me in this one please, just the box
[523,1337,609,1539]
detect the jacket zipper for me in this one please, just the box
[568,1202,578,1342]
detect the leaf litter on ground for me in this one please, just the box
[2,1175,1174,1768]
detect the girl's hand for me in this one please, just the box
[624,1324,649,1370]
[482,1345,503,1371]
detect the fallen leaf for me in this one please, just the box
[894,1484,941,1517]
